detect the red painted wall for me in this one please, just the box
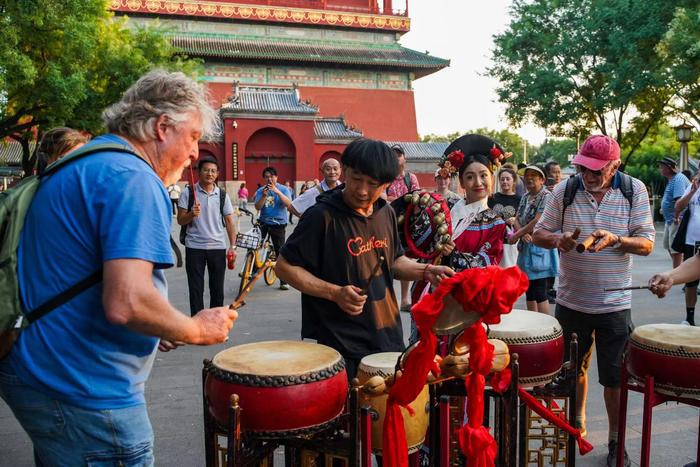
[299,87,419,141]
[222,117,315,189]
[207,83,233,108]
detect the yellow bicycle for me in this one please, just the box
[235,208,277,301]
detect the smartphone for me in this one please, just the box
[545,177,556,187]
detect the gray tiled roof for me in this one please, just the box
[222,84,318,115]
[171,33,449,76]
[314,118,362,141]
[0,140,35,166]
[383,141,449,161]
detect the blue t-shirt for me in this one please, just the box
[662,172,690,224]
[11,134,174,410]
[254,183,292,225]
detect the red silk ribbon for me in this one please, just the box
[381,266,529,467]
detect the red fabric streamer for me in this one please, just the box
[517,387,593,455]
[381,266,529,467]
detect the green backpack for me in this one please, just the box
[0,142,140,358]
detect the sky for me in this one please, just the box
[398,0,548,144]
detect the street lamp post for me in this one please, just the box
[675,122,693,172]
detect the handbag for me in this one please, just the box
[672,212,690,253]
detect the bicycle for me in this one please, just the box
[235,208,277,301]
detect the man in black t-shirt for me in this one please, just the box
[277,138,454,379]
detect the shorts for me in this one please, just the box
[526,276,555,302]
[555,304,633,388]
[663,222,680,253]
[683,245,700,288]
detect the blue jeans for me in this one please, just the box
[0,359,154,467]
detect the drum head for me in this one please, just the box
[488,308,562,339]
[212,341,342,376]
[632,324,700,351]
[358,352,401,378]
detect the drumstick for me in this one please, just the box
[603,285,650,292]
[189,165,198,206]
[229,261,270,310]
[359,255,385,296]
[576,233,598,253]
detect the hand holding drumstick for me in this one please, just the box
[557,227,581,252]
[576,229,621,253]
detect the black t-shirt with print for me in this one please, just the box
[280,187,405,360]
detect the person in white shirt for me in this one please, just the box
[287,158,342,217]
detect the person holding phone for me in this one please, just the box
[674,172,700,326]
[254,166,293,289]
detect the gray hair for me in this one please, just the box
[102,70,220,142]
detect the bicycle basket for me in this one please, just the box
[236,228,262,250]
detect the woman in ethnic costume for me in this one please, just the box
[439,134,509,271]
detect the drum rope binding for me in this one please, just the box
[204,360,346,387]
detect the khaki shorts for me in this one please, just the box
[663,222,680,253]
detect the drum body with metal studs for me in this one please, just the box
[626,324,700,399]
[204,341,348,436]
[487,309,564,387]
[356,352,429,454]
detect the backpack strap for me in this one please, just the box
[41,143,141,178]
[562,174,581,217]
[26,270,103,323]
[618,172,635,208]
[404,172,413,192]
[187,185,195,211]
[219,188,227,228]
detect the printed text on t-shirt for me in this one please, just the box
[347,236,389,257]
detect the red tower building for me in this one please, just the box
[110,0,448,191]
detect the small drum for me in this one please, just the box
[204,341,348,436]
[357,352,429,454]
[488,309,564,387]
[626,324,700,399]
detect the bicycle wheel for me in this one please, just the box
[263,263,277,286]
[237,251,255,299]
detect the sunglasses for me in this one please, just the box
[576,165,606,176]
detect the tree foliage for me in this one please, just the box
[0,0,200,172]
[530,138,577,166]
[489,0,686,163]
[657,5,700,127]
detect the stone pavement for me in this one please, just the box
[1,219,698,467]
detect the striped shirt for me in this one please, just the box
[535,173,655,314]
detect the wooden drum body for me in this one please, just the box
[204,341,348,436]
[357,352,429,454]
[627,324,700,399]
[488,309,564,387]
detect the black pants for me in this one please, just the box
[185,247,226,316]
[258,222,287,256]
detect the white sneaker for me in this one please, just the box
[681,320,691,326]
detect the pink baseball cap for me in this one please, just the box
[572,135,620,171]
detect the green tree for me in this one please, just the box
[531,138,577,166]
[657,5,700,127]
[489,0,683,164]
[0,0,200,173]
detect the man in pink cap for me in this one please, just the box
[533,135,655,467]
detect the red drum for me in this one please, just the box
[487,309,564,387]
[204,341,348,436]
[626,324,700,399]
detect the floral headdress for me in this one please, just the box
[438,144,513,177]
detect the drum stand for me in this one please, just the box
[616,356,700,467]
[524,335,579,467]
[202,363,372,467]
[426,355,520,467]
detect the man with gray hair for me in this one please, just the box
[0,70,238,465]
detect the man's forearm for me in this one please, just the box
[254,197,265,210]
[669,254,700,285]
[103,260,201,343]
[532,228,560,249]
[392,255,425,281]
[275,256,338,301]
[225,215,237,247]
[617,236,653,256]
